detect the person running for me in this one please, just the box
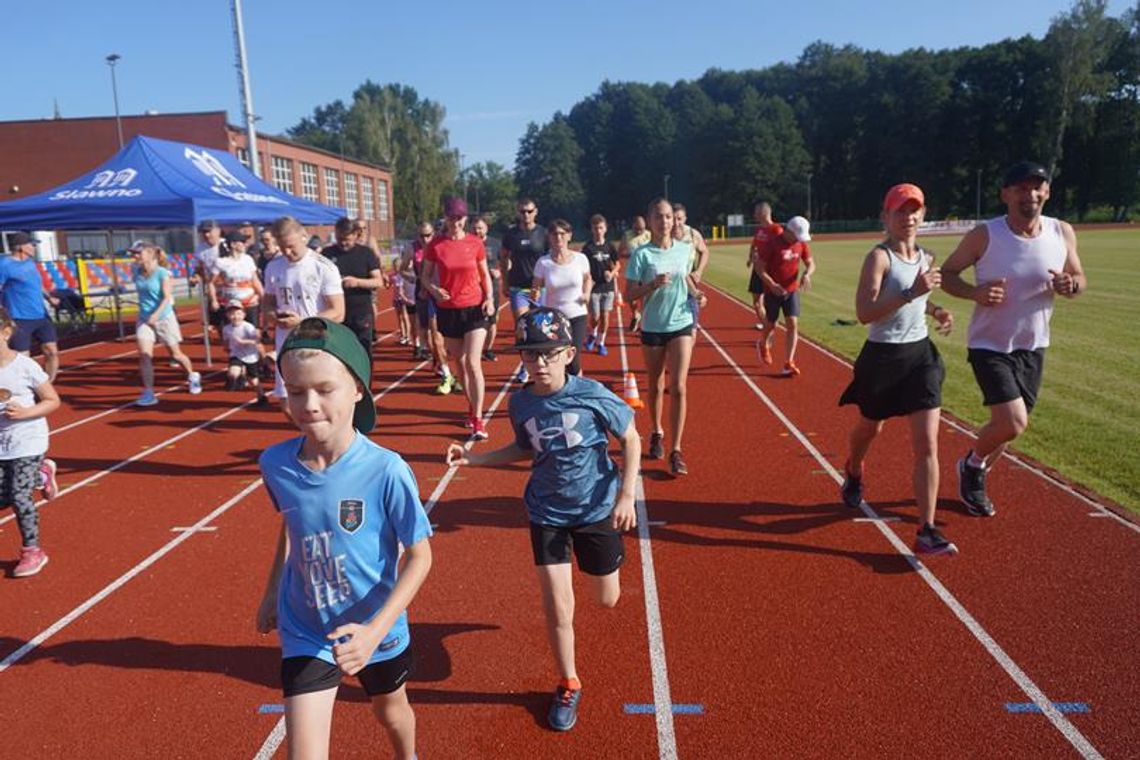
[221,300,268,405]
[500,197,549,382]
[263,216,346,398]
[321,217,385,360]
[838,183,958,555]
[581,215,621,356]
[672,203,710,331]
[403,223,435,361]
[192,220,225,333]
[256,317,432,760]
[624,198,699,476]
[421,197,496,439]
[0,232,60,382]
[254,227,282,278]
[129,242,202,406]
[472,216,503,361]
[620,215,651,332]
[940,161,1087,517]
[212,230,264,333]
[0,306,61,577]
[756,216,815,377]
[747,202,782,330]
[391,254,415,347]
[445,307,639,732]
[533,220,592,376]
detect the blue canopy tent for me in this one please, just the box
[0,135,345,361]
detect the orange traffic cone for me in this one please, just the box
[622,372,644,409]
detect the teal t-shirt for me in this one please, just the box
[626,240,695,333]
[133,265,173,322]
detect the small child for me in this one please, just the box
[221,300,267,405]
[390,255,414,347]
[0,308,62,577]
[256,317,432,760]
[446,307,640,732]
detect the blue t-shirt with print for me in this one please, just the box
[133,265,174,322]
[509,375,634,527]
[0,256,49,320]
[626,240,695,333]
[260,433,433,665]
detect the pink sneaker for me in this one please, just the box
[39,458,59,500]
[13,546,49,577]
[471,418,489,441]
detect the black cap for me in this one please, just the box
[197,219,220,232]
[1003,161,1049,187]
[224,230,250,244]
[513,307,572,351]
[8,232,38,247]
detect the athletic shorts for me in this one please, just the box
[344,309,375,353]
[640,324,694,347]
[136,313,183,351]
[228,355,264,380]
[839,338,944,420]
[414,297,432,329]
[748,270,766,295]
[509,287,538,313]
[967,348,1046,413]
[402,303,417,316]
[589,291,615,317]
[436,305,489,339]
[763,291,801,320]
[529,518,625,575]
[281,647,413,698]
[11,318,57,351]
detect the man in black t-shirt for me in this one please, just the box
[320,217,385,360]
[500,198,549,382]
[581,214,621,356]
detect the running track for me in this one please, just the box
[1,293,1136,758]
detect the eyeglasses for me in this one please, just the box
[520,348,566,364]
[519,208,537,215]
[420,233,433,239]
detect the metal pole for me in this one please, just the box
[664,174,670,199]
[105,54,124,148]
[231,0,261,179]
[807,172,813,219]
[105,231,125,340]
[975,169,982,222]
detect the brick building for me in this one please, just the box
[0,111,394,255]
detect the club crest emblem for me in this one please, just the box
[338,499,365,533]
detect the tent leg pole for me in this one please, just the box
[200,280,213,367]
[106,231,124,341]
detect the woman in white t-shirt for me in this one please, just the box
[532,219,592,375]
[0,307,61,577]
[212,231,265,330]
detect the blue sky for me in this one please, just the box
[5,0,1132,170]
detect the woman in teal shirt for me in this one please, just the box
[131,242,201,406]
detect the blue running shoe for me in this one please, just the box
[597,343,608,357]
[547,681,582,731]
[840,471,863,509]
[584,334,596,351]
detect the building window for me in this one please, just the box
[236,148,250,168]
[378,179,390,221]
[344,173,359,218]
[271,156,294,194]
[300,163,318,201]
[360,178,374,220]
[324,168,341,207]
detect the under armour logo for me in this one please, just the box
[524,413,583,450]
[185,147,246,188]
[86,169,137,189]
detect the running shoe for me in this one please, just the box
[13,546,49,577]
[840,470,863,509]
[482,349,497,362]
[597,344,608,357]
[188,371,203,394]
[759,341,773,365]
[916,523,959,556]
[755,323,765,331]
[516,367,529,384]
[669,450,689,476]
[254,395,270,407]
[39,458,59,501]
[398,336,410,345]
[472,418,489,441]
[584,334,596,351]
[434,376,453,395]
[452,377,464,393]
[547,680,582,732]
[647,432,665,460]
[958,454,995,517]
[781,360,800,377]
[413,346,427,360]
[136,389,159,407]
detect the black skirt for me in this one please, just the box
[839,338,945,420]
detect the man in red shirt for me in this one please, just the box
[747,201,783,330]
[757,216,815,376]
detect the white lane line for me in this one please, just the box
[705,282,1139,535]
[252,719,287,760]
[616,307,678,760]
[699,323,1104,760]
[0,479,264,674]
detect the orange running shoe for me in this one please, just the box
[782,360,801,377]
[758,340,773,365]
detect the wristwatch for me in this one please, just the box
[901,286,915,303]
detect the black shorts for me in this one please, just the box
[402,303,417,316]
[281,647,413,698]
[228,355,264,379]
[436,305,488,339]
[748,270,766,295]
[414,297,433,329]
[763,291,801,320]
[344,309,375,351]
[11,318,57,351]
[839,339,944,420]
[529,518,625,576]
[640,324,694,347]
[968,348,1046,413]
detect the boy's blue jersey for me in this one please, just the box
[509,375,633,527]
[260,433,432,665]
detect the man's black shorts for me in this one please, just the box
[748,270,766,295]
[436,305,489,339]
[967,347,1046,413]
[281,646,412,698]
[529,518,624,576]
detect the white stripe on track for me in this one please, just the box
[705,282,1139,535]
[699,323,1104,760]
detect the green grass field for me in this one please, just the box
[704,228,1140,515]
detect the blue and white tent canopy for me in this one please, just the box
[0,135,345,230]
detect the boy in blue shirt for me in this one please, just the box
[256,317,432,760]
[446,307,640,732]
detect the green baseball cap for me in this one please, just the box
[279,317,375,433]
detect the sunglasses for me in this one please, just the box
[519,208,537,215]
[520,347,567,363]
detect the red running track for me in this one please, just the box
[0,291,1136,759]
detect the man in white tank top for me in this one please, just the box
[941,161,1087,517]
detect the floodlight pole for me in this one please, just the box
[664,174,670,199]
[231,0,261,179]
[105,54,124,149]
[975,169,982,222]
[807,172,813,219]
